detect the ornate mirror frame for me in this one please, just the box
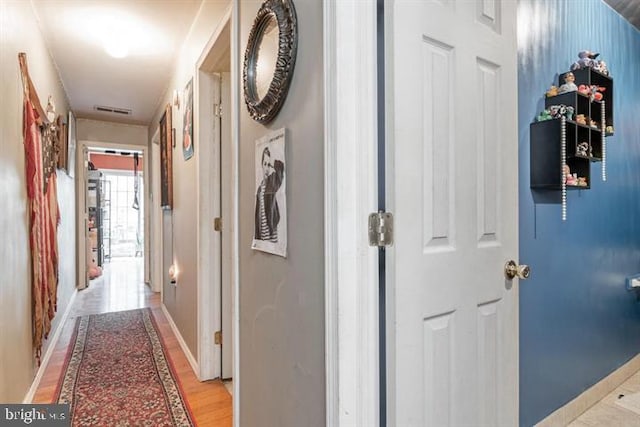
[243,0,298,124]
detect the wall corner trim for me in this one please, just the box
[23,289,78,404]
[161,304,199,378]
[323,0,339,425]
[324,0,380,426]
[536,354,640,426]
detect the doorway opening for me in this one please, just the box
[84,147,147,295]
[193,9,235,392]
[103,172,144,259]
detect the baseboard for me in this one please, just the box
[161,304,199,378]
[537,353,640,426]
[23,289,78,403]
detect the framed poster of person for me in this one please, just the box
[251,128,286,257]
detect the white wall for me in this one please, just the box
[77,118,148,147]
[148,0,230,358]
[0,0,75,403]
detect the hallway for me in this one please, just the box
[32,258,232,426]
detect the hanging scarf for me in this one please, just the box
[20,53,60,364]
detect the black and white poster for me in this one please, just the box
[252,128,287,257]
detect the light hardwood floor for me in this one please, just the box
[32,257,232,426]
[569,371,640,427]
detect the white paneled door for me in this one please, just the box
[389,1,520,426]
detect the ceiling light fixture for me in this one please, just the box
[102,19,131,58]
[104,40,128,58]
[64,7,168,58]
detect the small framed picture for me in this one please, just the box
[183,78,194,160]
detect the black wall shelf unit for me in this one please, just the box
[530,67,613,220]
[560,68,614,134]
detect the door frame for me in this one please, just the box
[193,3,236,385]
[323,1,380,426]
[151,128,163,295]
[325,2,522,425]
[75,141,149,290]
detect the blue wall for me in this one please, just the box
[518,1,640,425]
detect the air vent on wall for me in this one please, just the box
[94,105,132,115]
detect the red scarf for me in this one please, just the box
[23,97,60,364]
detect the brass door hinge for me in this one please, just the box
[214,217,222,231]
[214,331,222,345]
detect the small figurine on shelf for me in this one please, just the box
[565,105,575,120]
[567,173,578,186]
[537,109,552,121]
[577,177,588,187]
[575,114,587,125]
[590,85,606,101]
[537,104,575,122]
[577,142,589,157]
[548,104,564,118]
[563,165,574,185]
[606,125,614,134]
[595,60,609,76]
[558,72,578,94]
[570,51,610,76]
[548,104,575,120]
[578,84,590,96]
[571,50,599,70]
[589,118,598,129]
[546,85,559,97]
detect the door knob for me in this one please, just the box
[504,260,530,280]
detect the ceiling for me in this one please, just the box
[604,0,640,30]
[32,0,203,125]
[30,0,637,128]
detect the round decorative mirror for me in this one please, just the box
[243,0,298,124]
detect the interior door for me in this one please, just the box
[388,1,520,426]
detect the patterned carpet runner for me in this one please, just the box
[56,309,195,426]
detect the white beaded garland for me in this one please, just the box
[561,116,567,221]
[602,100,606,181]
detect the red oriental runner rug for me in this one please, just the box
[55,309,195,426]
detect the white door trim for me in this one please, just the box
[230,2,241,425]
[194,4,232,382]
[151,128,162,294]
[76,140,149,291]
[324,1,380,426]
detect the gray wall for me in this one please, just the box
[238,1,325,425]
[0,0,75,402]
[148,0,230,358]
